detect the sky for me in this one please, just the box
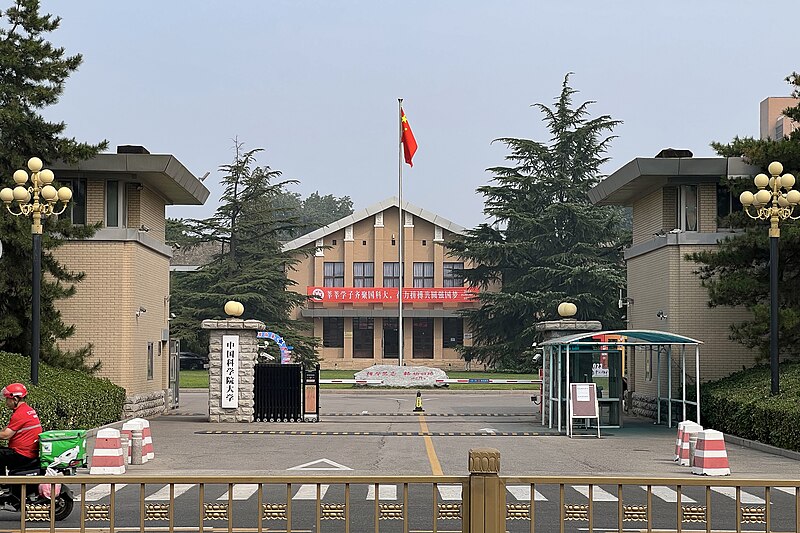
[39,1,798,229]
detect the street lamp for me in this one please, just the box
[0,157,72,385]
[739,161,799,395]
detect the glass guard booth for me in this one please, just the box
[546,343,625,431]
[541,330,703,434]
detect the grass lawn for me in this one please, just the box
[180,369,539,390]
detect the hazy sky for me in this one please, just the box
[40,1,797,229]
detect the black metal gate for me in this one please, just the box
[254,363,302,422]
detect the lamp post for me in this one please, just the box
[0,157,72,385]
[739,161,799,396]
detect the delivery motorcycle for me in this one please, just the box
[0,444,83,521]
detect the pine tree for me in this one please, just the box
[0,0,107,370]
[170,142,319,364]
[690,73,800,361]
[448,74,627,370]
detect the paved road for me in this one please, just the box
[1,390,797,531]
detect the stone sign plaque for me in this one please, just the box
[354,365,447,387]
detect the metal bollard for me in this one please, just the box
[131,428,143,465]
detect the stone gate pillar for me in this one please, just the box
[202,312,265,423]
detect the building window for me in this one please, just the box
[383,262,400,288]
[678,185,698,232]
[147,342,154,380]
[106,180,127,228]
[443,262,464,287]
[353,318,374,358]
[353,262,374,287]
[716,183,743,228]
[323,262,344,287]
[322,317,344,347]
[443,318,463,348]
[413,318,433,358]
[383,318,399,358]
[58,178,86,225]
[413,262,434,288]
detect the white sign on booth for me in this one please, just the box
[221,335,239,408]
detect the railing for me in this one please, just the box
[2,448,798,533]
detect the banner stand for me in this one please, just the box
[569,382,600,438]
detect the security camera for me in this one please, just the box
[533,353,542,364]
[656,310,668,320]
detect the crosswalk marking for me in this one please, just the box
[76,484,128,502]
[293,484,329,500]
[217,484,260,501]
[505,485,547,501]
[366,484,397,501]
[146,484,195,501]
[774,487,797,496]
[640,486,696,503]
[437,484,462,501]
[712,487,765,504]
[573,485,617,501]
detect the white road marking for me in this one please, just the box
[293,484,329,500]
[366,484,397,501]
[505,485,547,501]
[573,485,618,501]
[146,484,195,501]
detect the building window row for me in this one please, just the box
[321,317,464,354]
[324,261,465,288]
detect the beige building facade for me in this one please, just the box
[760,96,799,140]
[50,146,208,414]
[589,155,760,419]
[283,198,483,370]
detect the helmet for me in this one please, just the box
[2,383,27,399]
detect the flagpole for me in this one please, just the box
[398,98,404,367]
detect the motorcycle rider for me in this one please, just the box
[0,383,42,490]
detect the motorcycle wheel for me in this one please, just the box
[53,492,73,522]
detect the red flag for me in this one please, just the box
[401,108,417,167]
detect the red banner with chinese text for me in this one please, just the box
[307,286,477,304]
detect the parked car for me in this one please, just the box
[179,352,208,370]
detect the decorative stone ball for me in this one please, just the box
[224,300,244,317]
[557,302,577,318]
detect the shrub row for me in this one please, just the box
[0,351,125,433]
[700,361,800,452]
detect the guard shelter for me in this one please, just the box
[541,329,703,433]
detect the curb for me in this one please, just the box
[724,434,800,462]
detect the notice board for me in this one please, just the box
[569,382,600,438]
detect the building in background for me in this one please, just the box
[760,96,799,140]
[52,146,209,415]
[589,152,759,420]
[282,197,486,370]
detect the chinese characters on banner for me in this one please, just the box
[307,286,477,304]
[221,335,239,408]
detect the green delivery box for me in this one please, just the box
[39,429,88,469]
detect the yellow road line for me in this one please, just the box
[418,414,443,475]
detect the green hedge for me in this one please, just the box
[0,351,125,434]
[700,361,800,452]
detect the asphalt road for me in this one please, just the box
[0,390,797,531]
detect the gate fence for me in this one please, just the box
[3,448,799,533]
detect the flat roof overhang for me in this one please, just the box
[50,153,210,206]
[588,157,760,206]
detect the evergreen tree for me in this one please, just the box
[690,73,800,361]
[0,0,107,371]
[170,142,319,364]
[448,74,627,370]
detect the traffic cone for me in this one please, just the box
[89,428,125,474]
[678,423,703,466]
[691,429,730,476]
[413,391,424,412]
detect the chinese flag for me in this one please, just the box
[401,108,417,167]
